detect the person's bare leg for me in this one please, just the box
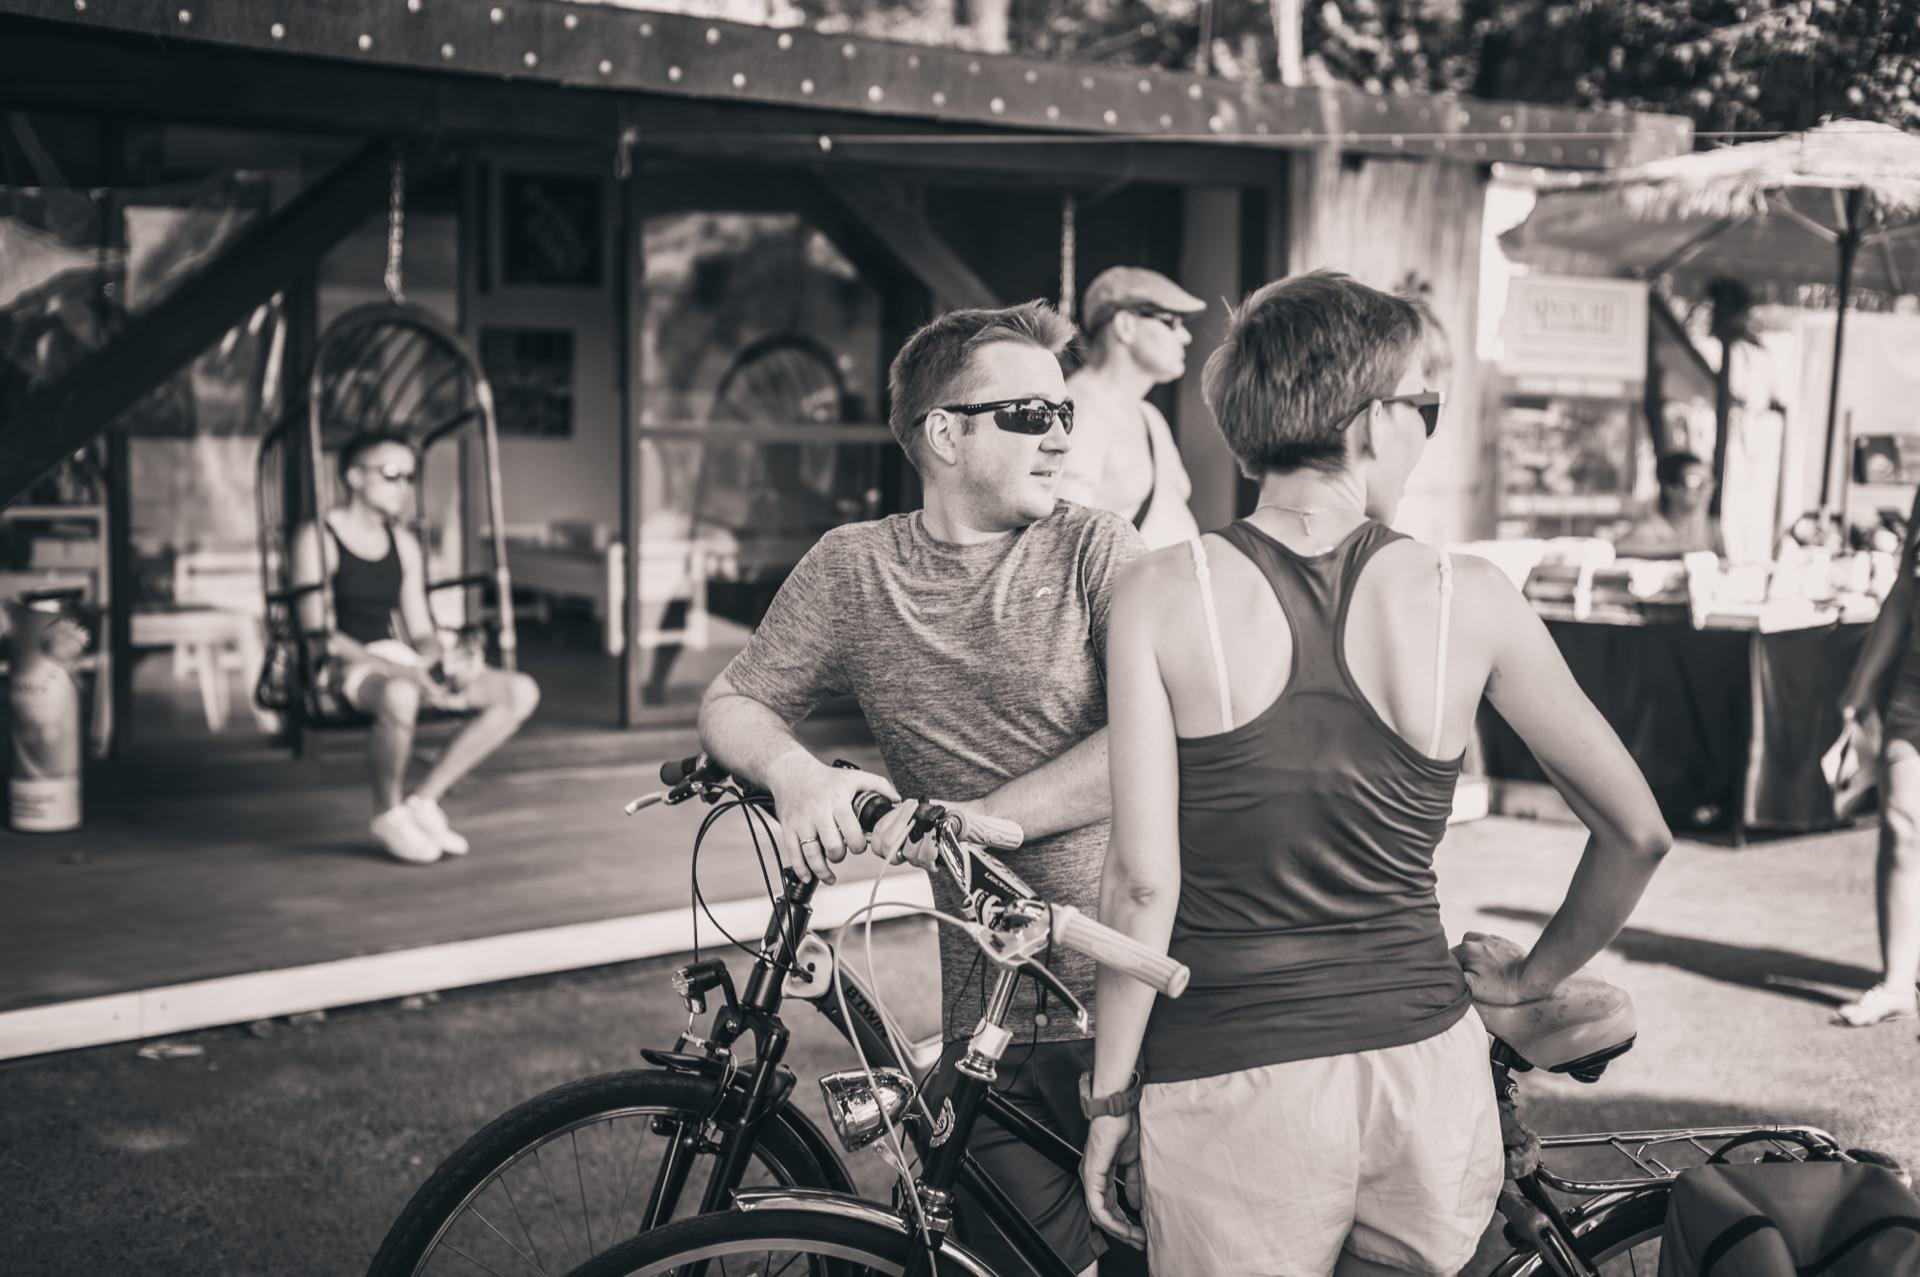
[413,670,540,803]
[1878,745,1920,990]
[365,673,421,812]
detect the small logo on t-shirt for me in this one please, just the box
[1034,586,1054,598]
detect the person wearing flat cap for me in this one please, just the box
[1058,266,1207,549]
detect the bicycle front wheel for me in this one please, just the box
[369,1071,837,1277]
[567,1207,980,1277]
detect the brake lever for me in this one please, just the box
[957,914,1093,1035]
[1020,959,1091,1035]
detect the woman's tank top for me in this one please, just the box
[1140,519,1472,1084]
[328,518,402,644]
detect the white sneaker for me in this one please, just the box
[406,795,471,856]
[1833,983,1919,1027]
[372,806,443,865]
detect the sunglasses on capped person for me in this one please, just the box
[927,397,1075,436]
[1125,305,1188,332]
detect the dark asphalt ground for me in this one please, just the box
[4,817,1915,1276]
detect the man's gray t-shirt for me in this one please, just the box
[722,501,1145,1044]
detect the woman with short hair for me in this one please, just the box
[1081,271,1670,1276]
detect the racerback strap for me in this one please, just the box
[1190,536,1234,734]
[1427,550,1454,758]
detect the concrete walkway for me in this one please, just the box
[1,815,1911,1275]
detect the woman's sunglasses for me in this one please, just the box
[1376,390,1445,438]
[929,397,1075,436]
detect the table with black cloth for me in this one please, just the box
[1478,618,1868,841]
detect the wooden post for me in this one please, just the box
[617,122,647,729]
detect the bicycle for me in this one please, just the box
[546,793,1881,1277]
[369,756,1173,1277]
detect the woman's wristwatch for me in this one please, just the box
[1078,1070,1142,1119]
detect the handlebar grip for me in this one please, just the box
[660,754,730,787]
[1050,906,1189,998]
[853,791,894,833]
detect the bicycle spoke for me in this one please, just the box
[572,1127,597,1258]
[768,1248,811,1276]
[532,1146,580,1270]
[456,1205,546,1276]
[440,1235,531,1277]
[607,1115,638,1240]
[500,1167,553,1275]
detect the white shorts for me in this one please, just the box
[1138,1007,1504,1277]
[335,639,425,707]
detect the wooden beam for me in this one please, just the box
[0,138,416,505]
[0,0,1689,168]
[814,174,1000,311]
[0,23,1289,187]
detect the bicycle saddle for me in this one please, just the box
[1477,969,1637,1083]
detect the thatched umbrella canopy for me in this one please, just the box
[1502,119,1920,517]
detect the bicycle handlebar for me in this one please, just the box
[1051,906,1189,998]
[643,755,1190,999]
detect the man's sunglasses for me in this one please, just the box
[359,463,418,484]
[1374,390,1445,438]
[928,397,1075,436]
[1125,306,1188,332]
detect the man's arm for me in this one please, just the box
[699,672,898,884]
[970,728,1110,841]
[696,538,897,882]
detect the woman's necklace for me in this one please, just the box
[1255,502,1335,537]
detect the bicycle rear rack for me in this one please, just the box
[1533,1124,1848,1196]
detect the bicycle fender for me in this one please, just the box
[731,1189,998,1277]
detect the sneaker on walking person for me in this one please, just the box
[405,794,470,856]
[1833,982,1919,1027]
[372,804,443,865]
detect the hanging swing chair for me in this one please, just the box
[254,157,515,751]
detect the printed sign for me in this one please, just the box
[1501,275,1649,386]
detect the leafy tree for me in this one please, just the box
[782,0,1920,133]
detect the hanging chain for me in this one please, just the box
[1059,192,1077,322]
[384,147,406,305]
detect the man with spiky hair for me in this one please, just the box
[700,300,1147,1275]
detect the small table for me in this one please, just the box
[1479,615,1869,841]
[130,608,271,733]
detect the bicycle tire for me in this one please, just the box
[368,1070,839,1277]
[1498,1189,1670,1277]
[566,1207,980,1277]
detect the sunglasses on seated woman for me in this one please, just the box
[926,397,1075,436]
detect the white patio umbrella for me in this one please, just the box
[1501,119,1920,515]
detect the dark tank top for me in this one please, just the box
[328,519,401,644]
[1140,519,1472,1084]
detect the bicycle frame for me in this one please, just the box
[639,825,1086,1277]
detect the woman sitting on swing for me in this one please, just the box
[291,430,542,865]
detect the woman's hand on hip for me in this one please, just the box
[1082,1113,1147,1249]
